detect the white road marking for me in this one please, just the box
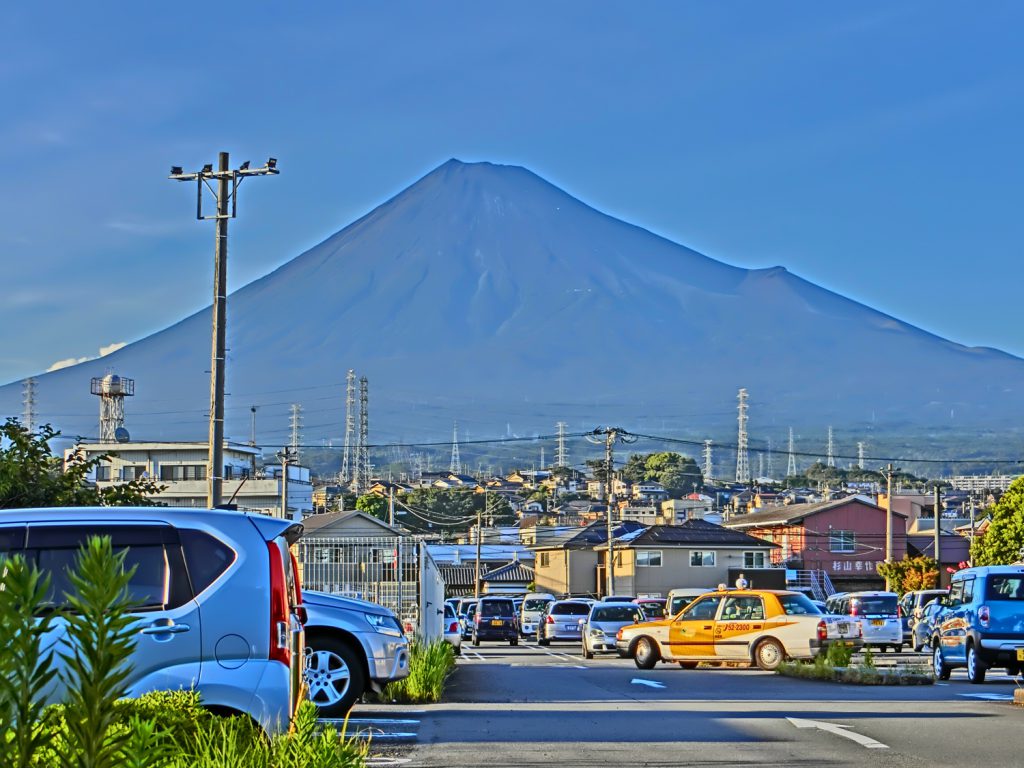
[346,718,421,725]
[365,759,412,766]
[958,693,1014,701]
[631,678,667,689]
[787,717,888,749]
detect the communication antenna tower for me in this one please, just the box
[786,427,797,477]
[826,426,836,468]
[340,369,356,484]
[555,422,568,468]
[702,439,713,481]
[758,452,764,480]
[355,376,369,493]
[450,421,462,474]
[21,377,37,432]
[289,404,303,463]
[90,374,134,442]
[766,437,774,479]
[857,441,866,469]
[540,447,545,470]
[735,388,750,483]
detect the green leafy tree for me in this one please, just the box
[355,494,389,521]
[0,420,164,508]
[618,452,703,497]
[971,477,1024,566]
[875,555,939,596]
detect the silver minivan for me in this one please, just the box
[826,591,902,652]
[0,506,304,732]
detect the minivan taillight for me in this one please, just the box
[979,605,990,628]
[817,620,828,641]
[268,541,291,667]
[448,621,459,633]
[546,615,555,624]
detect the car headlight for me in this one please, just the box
[590,628,603,637]
[365,612,403,637]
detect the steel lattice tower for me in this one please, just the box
[555,422,568,468]
[766,437,774,479]
[735,388,750,483]
[340,370,356,484]
[787,427,797,478]
[355,376,369,493]
[449,422,462,474]
[21,377,37,432]
[857,441,866,469]
[90,374,134,442]
[702,439,713,481]
[826,426,836,468]
[289,403,303,463]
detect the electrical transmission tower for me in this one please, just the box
[857,441,866,469]
[540,447,545,470]
[786,427,796,477]
[289,404,303,462]
[826,426,836,468]
[735,388,750,483]
[758,453,764,480]
[555,422,568,468]
[766,437,774,479]
[21,377,37,432]
[449,421,461,474]
[702,440,713,481]
[354,376,369,494]
[340,370,356,484]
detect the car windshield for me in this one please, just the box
[669,596,699,614]
[592,606,643,622]
[523,599,552,611]
[638,602,665,618]
[854,596,897,616]
[444,604,455,618]
[552,602,590,616]
[986,575,1024,601]
[778,593,822,616]
[479,600,514,617]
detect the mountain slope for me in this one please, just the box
[3,159,1021,447]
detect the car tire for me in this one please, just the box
[678,661,698,670]
[966,643,986,684]
[472,635,480,647]
[617,650,629,658]
[453,645,461,656]
[304,635,366,718]
[1006,664,1021,677]
[894,644,903,653]
[753,638,785,671]
[510,637,518,647]
[933,643,951,680]
[634,637,660,670]
[582,642,594,660]
[538,636,550,646]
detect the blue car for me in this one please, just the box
[933,565,1024,683]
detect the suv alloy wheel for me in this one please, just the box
[933,643,951,680]
[966,643,987,684]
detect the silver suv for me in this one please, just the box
[302,590,410,717]
[0,506,304,733]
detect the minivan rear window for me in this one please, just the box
[551,602,590,616]
[852,596,898,616]
[523,598,552,611]
[479,600,515,617]
[986,575,1024,601]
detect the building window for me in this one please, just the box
[829,531,855,553]
[636,550,662,567]
[96,465,112,482]
[690,551,716,567]
[159,465,207,482]
[744,551,766,569]
[538,552,550,568]
[122,465,147,481]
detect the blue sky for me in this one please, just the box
[1,2,1021,384]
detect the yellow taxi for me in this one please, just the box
[615,588,862,671]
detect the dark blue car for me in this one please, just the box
[472,597,519,646]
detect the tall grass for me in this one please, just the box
[381,640,455,703]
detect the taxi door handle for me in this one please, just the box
[703,625,712,630]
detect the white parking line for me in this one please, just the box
[958,693,1015,701]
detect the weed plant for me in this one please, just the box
[381,640,455,703]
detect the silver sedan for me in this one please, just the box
[582,603,645,658]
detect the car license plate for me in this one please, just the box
[1017,649,1024,662]
[491,620,503,627]
[837,622,849,633]
[564,624,578,631]
[871,619,885,627]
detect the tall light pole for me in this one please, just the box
[170,154,279,508]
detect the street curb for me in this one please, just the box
[777,663,934,686]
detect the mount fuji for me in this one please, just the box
[2,159,1022,450]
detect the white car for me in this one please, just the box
[617,589,862,671]
[443,603,462,655]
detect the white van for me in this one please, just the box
[519,592,556,637]
[666,587,713,617]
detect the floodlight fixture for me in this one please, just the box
[266,157,277,170]
[239,160,250,171]
[171,166,183,176]
[201,163,213,174]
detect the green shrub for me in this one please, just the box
[381,640,455,703]
[825,642,854,668]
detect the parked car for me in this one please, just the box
[601,595,636,603]
[899,589,948,644]
[461,600,479,640]
[472,597,519,646]
[302,590,410,717]
[582,603,645,658]
[618,589,862,671]
[538,600,592,645]
[933,565,1024,683]
[911,600,946,652]
[0,506,304,733]
[825,591,902,652]
[634,598,666,621]
[666,587,713,617]
[520,593,555,637]
[443,603,463,656]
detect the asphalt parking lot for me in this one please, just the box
[398,639,1024,768]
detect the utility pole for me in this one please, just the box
[22,377,37,433]
[702,440,713,482]
[933,484,941,582]
[474,501,483,599]
[278,446,295,521]
[586,427,637,597]
[882,463,898,590]
[389,487,395,527]
[249,405,258,476]
[169,153,278,508]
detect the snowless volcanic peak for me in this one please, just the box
[3,158,1024,444]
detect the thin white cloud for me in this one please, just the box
[47,341,127,372]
